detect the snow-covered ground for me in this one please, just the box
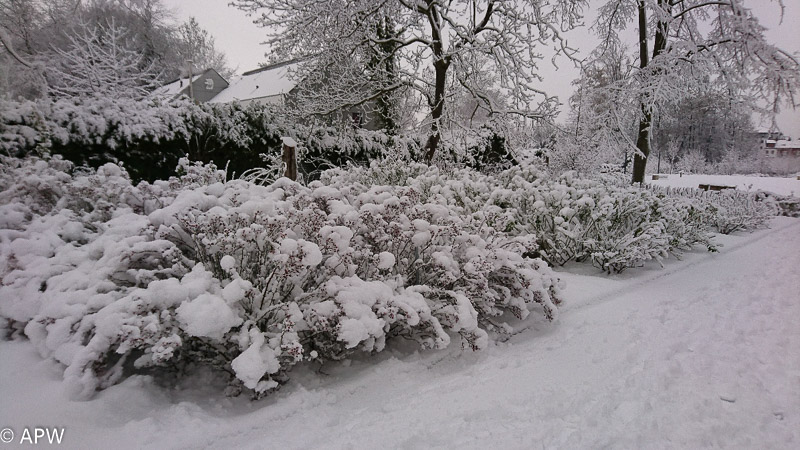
[649,173,800,197]
[2,217,799,449]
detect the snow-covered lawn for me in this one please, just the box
[2,217,798,449]
[649,173,800,197]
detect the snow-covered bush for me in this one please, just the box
[332,163,715,272]
[324,162,767,273]
[493,169,711,272]
[645,185,776,234]
[0,97,406,183]
[161,176,562,365]
[0,99,53,155]
[1,154,778,399]
[1,156,561,399]
[755,192,800,218]
[704,192,776,234]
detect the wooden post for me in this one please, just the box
[282,137,297,181]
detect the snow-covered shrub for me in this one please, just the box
[0,157,230,395]
[645,185,776,234]
[163,178,562,359]
[1,96,191,181]
[0,99,52,155]
[657,197,718,255]
[754,191,800,218]
[2,153,777,399]
[581,191,671,273]
[320,158,498,215]
[0,156,74,224]
[489,169,715,272]
[705,192,776,234]
[1,156,562,399]
[329,163,728,273]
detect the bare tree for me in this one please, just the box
[46,18,161,99]
[231,0,587,161]
[175,17,234,79]
[592,0,800,183]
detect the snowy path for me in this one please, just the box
[1,218,799,449]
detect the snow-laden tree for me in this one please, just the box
[591,0,800,183]
[0,0,43,55]
[46,18,161,99]
[231,0,587,161]
[652,89,755,170]
[1,0,232,99]
[175,17,235,80]
[565,38,638,173]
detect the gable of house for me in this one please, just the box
[191,69,229,102]
[153,68,229,103]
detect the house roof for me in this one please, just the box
[154,73,202,97]
[775,140,799,149]
[208,60,301,104]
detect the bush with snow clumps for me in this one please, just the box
[0,156,561,398]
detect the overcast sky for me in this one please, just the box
[164,0,799,139]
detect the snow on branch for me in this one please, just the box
[45,17,162,99]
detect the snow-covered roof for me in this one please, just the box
[154,74,202,97]
[775,140,799,149]
[209,61,300,104]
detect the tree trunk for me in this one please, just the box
[632,0,650,184]
[632,0,669,184]
[423,1,448,163]
[632,107,652,184]
[424,60,448,162]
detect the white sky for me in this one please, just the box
[164,0,799,139]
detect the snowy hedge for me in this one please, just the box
[644,185,777,235]
[0,97,415,183]
[0,156,561,399]
[323,161,776,273]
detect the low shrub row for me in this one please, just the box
[0,156,561,399]
[322,161,776,272]
[0,155,778,399]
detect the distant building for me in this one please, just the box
[208,60,299,106]
[154,61,385,130]
[154,68,229,103]
[763,138,800,158]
